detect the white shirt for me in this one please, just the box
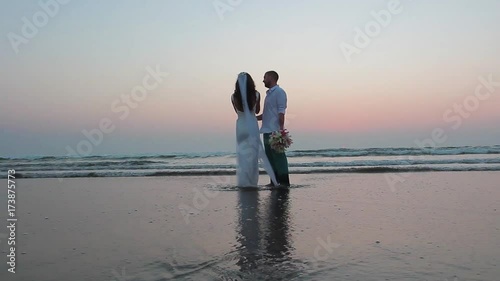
[260,85,287,133]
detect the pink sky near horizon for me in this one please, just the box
[1,1,500,156]
[3,68,500,135]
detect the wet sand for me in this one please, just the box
[0,172,499,280]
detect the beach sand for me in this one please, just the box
[0,172,499,280]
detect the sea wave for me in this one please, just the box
[9,165,500,178]
[2,145,499,178]
[2,145,499,162]
[2,157,500,172]
[287,145,500,158]
[0,152,233,162]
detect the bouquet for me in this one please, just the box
[269,129,293,153]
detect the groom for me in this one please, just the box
[257,70,290,187]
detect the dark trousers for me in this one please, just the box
[263,133,290,186]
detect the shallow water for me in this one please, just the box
[1,174,498,281]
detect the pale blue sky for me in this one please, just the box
[1,0,500,157]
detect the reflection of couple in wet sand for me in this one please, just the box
[236,189,296,278]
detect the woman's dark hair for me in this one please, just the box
[233,73,257,111]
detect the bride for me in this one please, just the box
[231,72,277,187]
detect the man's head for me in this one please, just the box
[263,71,279,88]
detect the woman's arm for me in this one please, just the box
[231,94,238,113]
[255,91,261,114]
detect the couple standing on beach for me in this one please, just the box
[231,71,290,188]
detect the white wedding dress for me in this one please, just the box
[233,73,278,188]
[233,92,260,187]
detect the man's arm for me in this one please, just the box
[256,114,262,121]
[277,90,287,130]
[278,113,285,130]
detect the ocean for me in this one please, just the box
[1,145,500,178]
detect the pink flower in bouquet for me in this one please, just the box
[269,129,293,153]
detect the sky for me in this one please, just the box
[1,0,500,157]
